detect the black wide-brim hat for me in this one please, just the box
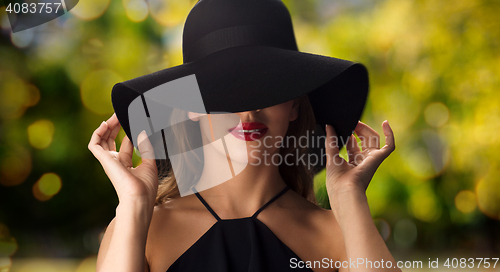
[111,0,369,173]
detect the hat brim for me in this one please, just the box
[111,45,368,172]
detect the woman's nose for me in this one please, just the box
[236,108,261,115]
[234,108,262,120]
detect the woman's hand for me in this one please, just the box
[325,120,395,199]
[88,113,159,206]
[325,121,400,271]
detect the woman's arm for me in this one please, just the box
[88,113,159,272]
[96,199,153,272]
[325,121,401,272]
[331,191,400,272]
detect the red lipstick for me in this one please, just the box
[228,122,268,141]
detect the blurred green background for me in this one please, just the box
[1,0,499,271]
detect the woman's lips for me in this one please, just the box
[228,122,268,141]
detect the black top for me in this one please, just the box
[166,186,314,272]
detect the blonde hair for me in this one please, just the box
[154,94,317,205]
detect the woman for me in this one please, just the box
[89,0,400,271]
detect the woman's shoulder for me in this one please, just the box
[149,188,339,231]
[152,194,199,217]
[148,194,217,237]
[266,188,342,245]
[260,189,345,264]
[279,188,339,224]
[145,195,217,272]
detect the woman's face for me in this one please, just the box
[188,99,299,168]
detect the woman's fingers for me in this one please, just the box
[90,114,120,152]
[89,121,110,160]
[346,134,362,165]
[106,112,118,124]
[137,130,156,163]
[365,121,395,161]
[325,124,347,169]
[325,120,395,193]
[357,121,395,170]
[106,113,121,152]
[354,121,380,151]
[89,113,122,158]
[100,122,112,151]
[380,120,395,156]
[118,135,134,169]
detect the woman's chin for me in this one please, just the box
[225,153,262,167]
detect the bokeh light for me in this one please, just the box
[64,39,100,85]
[80,70,122,115]
[472,95,500,147]
[404,147,435,180]
[0,223,18,257]
[0,71,30,120]
[10,28,35,48]
[24,84,41,107]
[124,0,149,22]
[475,167,500,220]
[81,38,104,64]
[374,219,391,241]
[408,182,442,222]
[424,102,450,128]
[294,22,329,55]
[370,86,421,133]
[70,0,111,20]
[32,173,62,201]
[393,219,417,248]
[402,61,434,102]
[421,129,450,176]
[161,25,184,66]
[31,27,74,65]
[100,34,152,80]
[148,0,195,27]
[146,51,170,73]
[401,130,450,181]
[0,144,32,187]
[27,119,55,149]
[0,6,13,30]
[454,190,476,214]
